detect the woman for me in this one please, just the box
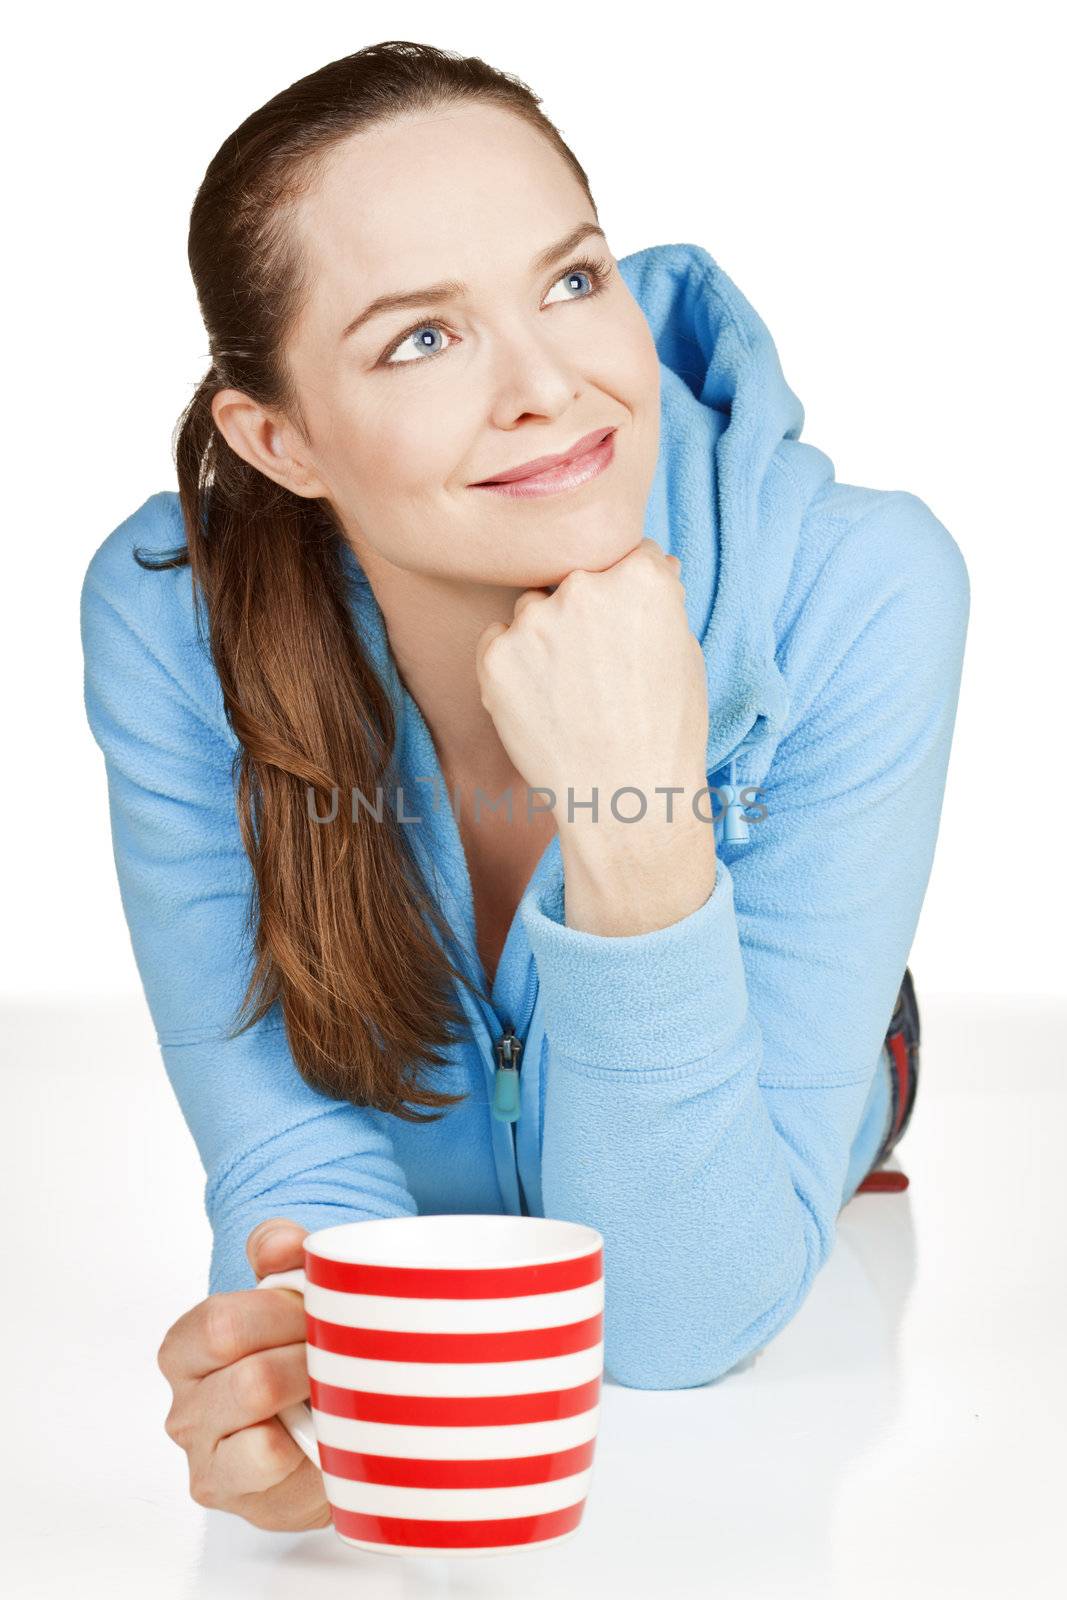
[81,40,967,1530]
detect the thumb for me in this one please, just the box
[246,1216,309,1276]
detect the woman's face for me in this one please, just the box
[273,102,662,590]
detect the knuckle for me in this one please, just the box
[478,674,499,712]
[304,1505,334,1532]
[552,568,583,602]
[235,1354,279,1419]
[203,1297,242,1366]
[559,569,601,610]
[239,1501,286,1532]
[163,1405,188,1446]
[242,1483,331,1535]
[481,632,505,671]
[251,1421,297,1483]
[188,1467,218,1509]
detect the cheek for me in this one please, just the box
[356,396,462,496]
[633,316,662,399]
[599,309,660,434]
[631,336,662,472]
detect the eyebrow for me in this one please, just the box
[339,222,608,343]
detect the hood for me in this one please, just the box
[618,241,835,787]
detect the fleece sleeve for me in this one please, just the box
[80,540,418,1300]
[518,492,970,1390]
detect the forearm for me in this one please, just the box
[540,1004,833,1389]
[523,856,841,1390]
[558,778,718,937]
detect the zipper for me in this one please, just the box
[486,883,540,1125]
[486,910,544,1215]
[491,1024,523,1122]
[720,751,752,847]
[711,725,761,849]
[492,1022,530,1213]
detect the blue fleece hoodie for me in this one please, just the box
[80,242,969,1391]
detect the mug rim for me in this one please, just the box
[302,1212,603,1270]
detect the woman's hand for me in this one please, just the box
[156,1219,330,1532]
[474,539,710,849]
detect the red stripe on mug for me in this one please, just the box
[305,1248,603,1299]
[317,1436,596,1487]
[329,1497,586,1549]
[309,1375,602,1426]
[305,1311,603,1363]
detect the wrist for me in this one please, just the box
[558,809,718,937]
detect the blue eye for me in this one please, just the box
[403,327,447,360]
[545,267,599,304]
[378,255,613,371]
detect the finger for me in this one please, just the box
[205,1338,312,1443]
[211,1415,310,1501]
[643,540,679,572]
[632,541,682,582]
[512,588,552,620]
[246,1218,308,1274]
[230,1453,332,1533]
[163,1288,307,1383]
[616,538,668,574]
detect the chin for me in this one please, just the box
[544,515,645,581]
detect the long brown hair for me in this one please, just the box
[134,40,598,1121]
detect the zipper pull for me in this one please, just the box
[491,1027,523,1122]
[721,754,751,847]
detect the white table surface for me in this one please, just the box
[2,992,1064,1599]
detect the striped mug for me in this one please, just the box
[254,1213,604,1557]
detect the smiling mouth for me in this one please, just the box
[471,427,616,486]
[468,428,618,500]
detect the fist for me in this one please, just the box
[474,540,709,839]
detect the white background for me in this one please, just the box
[3,0,1063,1004]
[3,7,1065,1598]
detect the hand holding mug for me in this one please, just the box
[155,1219,330,1532]
[159,1213,604,1556]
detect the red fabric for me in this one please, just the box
[855,1169,910,1193]
[887,1029,911,1140]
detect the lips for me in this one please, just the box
[472,427,616,486]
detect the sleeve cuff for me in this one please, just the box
[518,854,748,1070]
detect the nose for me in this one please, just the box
[483,321,583,431]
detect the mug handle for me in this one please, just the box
[254,1268,321,1470]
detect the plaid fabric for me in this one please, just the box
[855,967,920,1194]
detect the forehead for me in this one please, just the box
[289,103,591,343]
